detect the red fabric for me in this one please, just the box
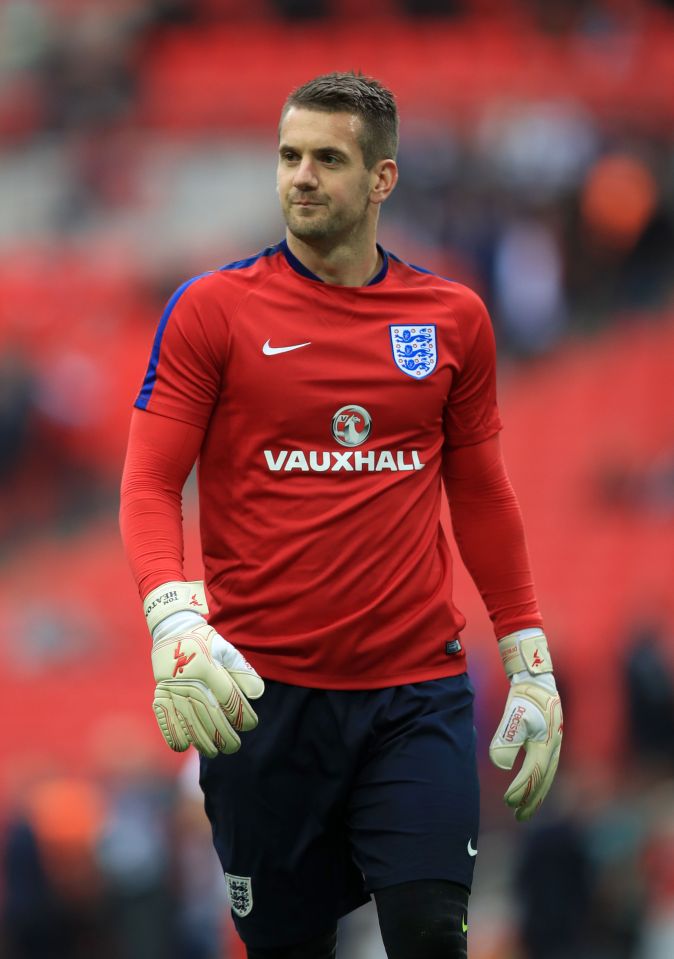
[126,244,502,687]
[443,435,543,639]
[120,410,203,600]
[120,419,542,667]
[120,242,540,686]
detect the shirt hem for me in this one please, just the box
[244,656,468,690]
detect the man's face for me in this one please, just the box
[277,107,375,245]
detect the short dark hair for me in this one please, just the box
[280,71,399,169]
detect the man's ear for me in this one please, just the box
[370,159,398,205]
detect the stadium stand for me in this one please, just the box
[2,3,674,956]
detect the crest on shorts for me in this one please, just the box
[390,325,437,379]
[225,873,253,917]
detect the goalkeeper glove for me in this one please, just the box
[144,581,264,759]
[489,628,563,821]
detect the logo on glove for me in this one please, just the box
[504,705,526,742]
[173,641,196,677]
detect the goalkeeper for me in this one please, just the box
[120,71,562,959]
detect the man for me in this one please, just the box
[120,72,562,959]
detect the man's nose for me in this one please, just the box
[293,157,319,189]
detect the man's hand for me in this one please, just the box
[489,629,563,821]
[144,581,264,759]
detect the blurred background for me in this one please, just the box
[1,0,673,956]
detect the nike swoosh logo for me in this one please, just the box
[462,914,469,934]
[262,339,311,355]
[467,839,478,857]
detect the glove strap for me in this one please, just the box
[498,629,553,679]
[144,580,209,635]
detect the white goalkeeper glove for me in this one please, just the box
[144,581,264,759]
[489,628,563,821]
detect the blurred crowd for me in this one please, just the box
[1,748,229,959]
[2,1,674,957]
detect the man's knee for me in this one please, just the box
[246,927,337,959]
[375,879,469,959]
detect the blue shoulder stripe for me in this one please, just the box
[218,243,282,272]
[135,272,211,410]
[136,246,282,410]
[387,250,456,284]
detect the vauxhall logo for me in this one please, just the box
[332,405,371,447]
[263,405,425,474]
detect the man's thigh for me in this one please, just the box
[348,674,480,893]
[199,682,368,951]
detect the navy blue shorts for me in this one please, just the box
[199,674,479,950]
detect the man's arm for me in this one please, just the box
[120,408,264,757]
[120,407,202,598]
[443,435,563,820]
[442,433,542,637]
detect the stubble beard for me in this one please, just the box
[283,190,370,247]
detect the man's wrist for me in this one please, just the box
[152,609,206,644]
[144,580,209,635]
[498,628,554,679]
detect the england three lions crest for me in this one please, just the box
[390,325,437,379]
[225,873,253,917]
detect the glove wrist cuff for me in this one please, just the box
[498,629,553,679]
[144,580,209,635]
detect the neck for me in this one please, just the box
[285,231,382,287]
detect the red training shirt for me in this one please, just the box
[125,240,541,687]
